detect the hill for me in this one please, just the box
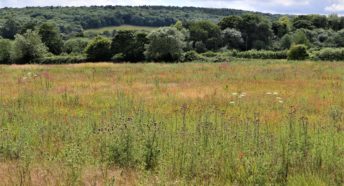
[0,6,284,34]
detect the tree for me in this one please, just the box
[292,20,314,30]
[111,31,148,62]
[0,39,12,64]
[279,34,292,50]
[272,21,289,38]
[239,14,273,50]
[38,22,64,55]
[218,16,243,30]
[145,27,185,62]
[85,37,112,61]
[0,18,20,39]
[293,30,310,47]
[188,20,222,51]
[221,28,243,49]
[333,29,344,47]
[11,30,48,64]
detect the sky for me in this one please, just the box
[1,0,344,15]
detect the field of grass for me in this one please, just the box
[0,60,343,185]
[84,25,157,34]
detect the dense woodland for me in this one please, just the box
[1,6,344,64]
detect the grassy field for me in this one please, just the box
[0,60,343,185]
[84,25,157,34]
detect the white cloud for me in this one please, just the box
[325,0,344,12]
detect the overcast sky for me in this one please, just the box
[1,0,344,15]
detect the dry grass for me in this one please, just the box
[0,60,343,185]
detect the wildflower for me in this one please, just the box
[273,92,278,95]
[230,101,235,104]
[279,100,284,104]
[266,92,272,95]
[232,92,238,96]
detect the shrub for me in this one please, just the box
[288,44,309,60]
[183,50,201,62]
[84,37,112,61]
[64,38,89,54]
[0,39,12,64]
[234,50,288,59]
[34,55,87,64]
[11,30,48,64]
[315,48,344,61]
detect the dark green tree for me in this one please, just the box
[11,30,48,64]
[188,20,222,51]
[218,16,243,30]
[239,14,273,50]
[85,37,112,61]
[38,22,64,55]
[0,18,20,39]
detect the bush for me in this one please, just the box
[315,48,344,61]
[288,44,309,60]
[183,50,201,62]
[64,38,89,54]
[85,37,112,61]
[234,50,288,59]
[0,39,12,64]
[34,55,87,64]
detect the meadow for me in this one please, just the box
[84,25,157,35]
[0,60,343,185]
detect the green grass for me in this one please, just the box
[84,24,157,34]
[0,61,343,185]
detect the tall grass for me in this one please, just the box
[0,61,343,185]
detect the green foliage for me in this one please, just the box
[0,39,12,64]
[0,18,20,39]
[218,15,243,30]
[293,30,310,46]
[145,27,186,62]
[288,44,309,60]
[64,38,90,54]
[38,22,64,55]
[314,48,344,61]
[111,31,148,62]
[239,14,273,50]
[333,29,344,47]
[188,20,222,51]
[183,50,201,62]
[221,28,243,49]
[280,34,292,50]
[272,20,289,38]
[11,30,48,64]
[34,55,87,64]
[84,37,112,61]
[234,50,288,59]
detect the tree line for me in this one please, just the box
[2,8,344,64]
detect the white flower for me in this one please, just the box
[273,92,279,95]
[232,92,238,96]
[266,92,272,95]
[230,101,235,104]
[279,100,284,104]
